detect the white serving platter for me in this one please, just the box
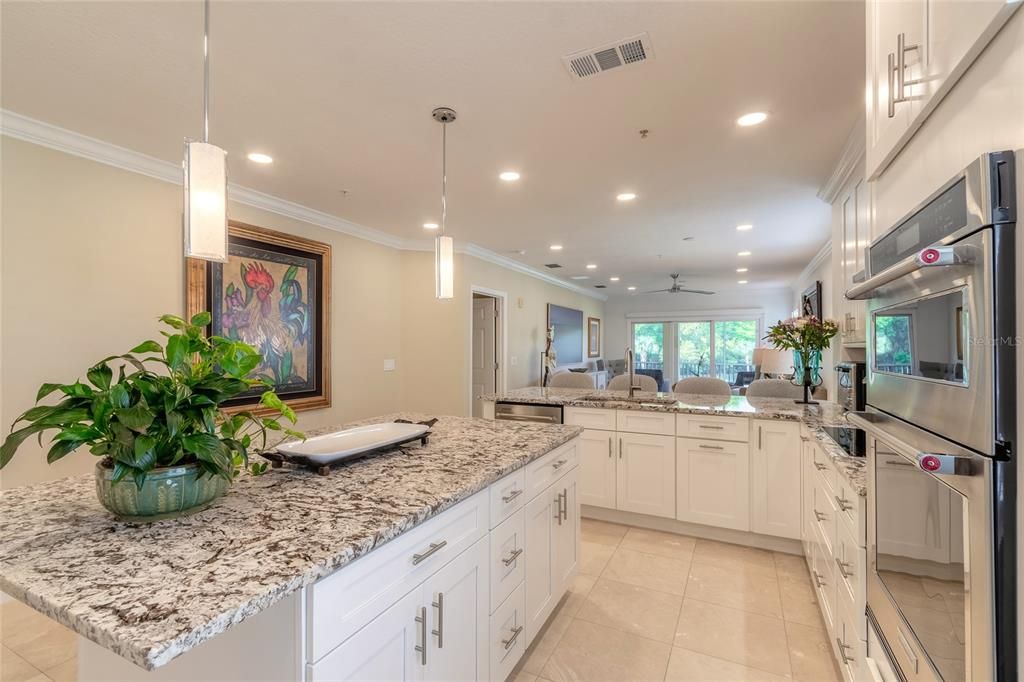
[275,422,431,465]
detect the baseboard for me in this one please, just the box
[581,505,805,556]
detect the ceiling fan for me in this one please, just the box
[642,274,714,295]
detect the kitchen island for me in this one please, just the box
[0,413,583,680]
[483,387,871,682]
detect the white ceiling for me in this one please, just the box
[1,1,863,296]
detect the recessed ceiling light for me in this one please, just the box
[550,244,563,251]
[247,152,273,164]
[571,275,590,280]
[738,280,749,284]
[736,224,754,231]
[499,171,521,182]
[616,192,637,202]
[609,276,620,282]
[736,267,748,273]
[738,250,752,256]
[423,222,439,229]
[627,286,637,291]
[737,112,768,127]
[586,264,597,269]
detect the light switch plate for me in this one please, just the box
[383,359,396,372]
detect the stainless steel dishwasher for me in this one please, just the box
[494,402,563,424]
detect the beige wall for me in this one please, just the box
[0,136,404,488]
[399,250,605,416]
[0,136,604,488]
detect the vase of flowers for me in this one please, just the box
[0,313,302,521]
[764,316,839,404]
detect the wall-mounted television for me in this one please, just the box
[547,303,584,365]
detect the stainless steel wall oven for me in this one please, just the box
[847,151,1016,682]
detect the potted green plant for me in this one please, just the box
[764,316,839,404]
[0,312,302,521]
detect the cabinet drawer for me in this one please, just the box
[676,414,748,442]
[835,576,864,682]
[490,509,525,612]
[306,490,488,662]
[810,524,836,632]
[811,445,836,492]
[616,409,675,436]
[834,519,866,641]
[489,583,526,682]
[525,440,577,501]
[812,480,838,557]
[564,407,616,431]
[835,476,865,546]
[489,469,526,529]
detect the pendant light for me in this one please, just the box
[432,107,457,299]
[183,0,228,262]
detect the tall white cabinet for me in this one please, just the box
[750,420,803,540]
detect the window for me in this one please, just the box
[630,315,761,390]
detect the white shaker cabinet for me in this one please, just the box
[750,420,802,540]
[577,428,617,509]
[865,0,1020,178]
[616,432,676,519]
[551,471,579,592]
[675,437,750,531]
[836,174,869,344]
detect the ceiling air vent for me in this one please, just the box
[562,32,654,81]
[545,263,562,269]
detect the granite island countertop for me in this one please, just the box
[483,387,866,496]
[0,413,582,671]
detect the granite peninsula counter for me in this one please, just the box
[482,387,866,496]
[0,413,582,673]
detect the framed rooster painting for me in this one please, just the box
[187,221,331,413]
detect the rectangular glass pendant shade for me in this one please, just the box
[184,140,229,262]
[435,234,454,299]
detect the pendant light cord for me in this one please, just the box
[440,122,447,237]
[203,0,210,143]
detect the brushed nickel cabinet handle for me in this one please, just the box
[608,437,613,458]
[887,52,896,118]
[619,437,623,459]
[814,462,828,471]
[836,636,854,664]
[414,606,427,665]
[699,444,725,451]
[502,489,522,504]
[814,510,827,522]
[561,487,568,521]
[432,592,444,648]
[412,540,447,565]
[835,494,853,512]
[698,424,724,430]
[758,425,762,450]
[503,625,524,650]
[835,557,853,579]
[552,458,568,470]
[502,547,524,566]
[812,570,826,588]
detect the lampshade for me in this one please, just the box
[435,234,454,299]
[755,347,793,376]
[183,141,228,262]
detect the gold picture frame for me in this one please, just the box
[187,220,331,415]
[587,317,601,358]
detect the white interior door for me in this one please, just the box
[472,297,497,417]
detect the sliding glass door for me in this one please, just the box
[631,317,760,390]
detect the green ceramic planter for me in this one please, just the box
[94,461,229,521]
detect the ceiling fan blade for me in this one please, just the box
[640,288,672,294]
[676,288,715,295]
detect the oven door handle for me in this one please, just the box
[845,245,972,301]
[847,412,976,477]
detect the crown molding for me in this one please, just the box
[793,239,833,288]
[817,114,866,204]
[2,109,604,300]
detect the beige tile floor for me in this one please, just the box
[0,519,841,682]
[0,599,76,682]
[511,519,842,682]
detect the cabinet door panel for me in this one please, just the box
[676,438,750,531]
[308,588,423,682]
[523,488,555,645]
[616,433,676,519]
[751,421,802,539]
[578,429,616,509]
[552,469,578,591]
[423,539,489,682]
